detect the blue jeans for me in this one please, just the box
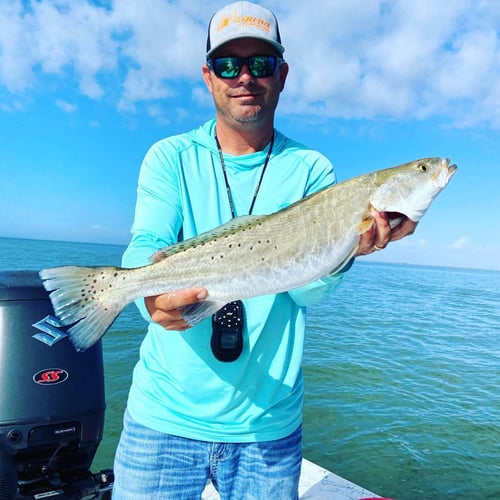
[112,410,302,499]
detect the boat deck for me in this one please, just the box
[201,458,381,499]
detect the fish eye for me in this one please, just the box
[418,163,428,172]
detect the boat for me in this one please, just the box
[0,270,381,499]
[202,458,381,499]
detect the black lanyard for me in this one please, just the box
[211,134,274,362]
[215,133,274,217]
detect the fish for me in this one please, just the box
[40,157,456,351]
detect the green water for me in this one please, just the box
[2,238,499,499]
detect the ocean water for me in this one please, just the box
[1,237,499,499]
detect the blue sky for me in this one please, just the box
[1,0,499,271]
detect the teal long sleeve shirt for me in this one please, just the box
[122,119,347,442]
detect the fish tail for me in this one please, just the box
[39,265,126,351]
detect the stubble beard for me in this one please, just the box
[214,100,264,128]
[231,105,262,123]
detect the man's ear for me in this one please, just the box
[279,61,289,92]
[202,65,214,94]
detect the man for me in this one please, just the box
[112,2,415,499]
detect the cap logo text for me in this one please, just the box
[218,13,271,33]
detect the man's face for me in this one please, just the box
[203,38,288,129]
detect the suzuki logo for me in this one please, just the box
[32,315,68,346]
[33,368,69,385]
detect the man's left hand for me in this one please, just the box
[355,211,417,256]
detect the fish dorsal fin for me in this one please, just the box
[150,215,265,263]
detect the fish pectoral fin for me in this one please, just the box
[180,300,227,327]
[328,248,357,276]
[358,217,374,234]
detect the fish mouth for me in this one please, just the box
[434,158,457,187]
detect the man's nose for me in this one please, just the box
[237,64,254,81]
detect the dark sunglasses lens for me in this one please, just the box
[249,56,277,77]
[211,300,244,362]
[213,57,242,78]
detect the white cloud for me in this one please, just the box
[279,0,500,127]
[56,99,77,113]
[452,236,470,250]
[192,85,212,107]
[145,103,170,125]
[0,0,119,97]
[0,99,24,112]
[113,0,209,107]
[0,0,499,128]
[0,1,35,93]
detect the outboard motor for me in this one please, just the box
[0,271,113,499]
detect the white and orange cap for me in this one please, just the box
[206,1,285,58]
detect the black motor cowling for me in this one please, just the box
[0,271,111,499]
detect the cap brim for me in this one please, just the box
[206,36,285,58]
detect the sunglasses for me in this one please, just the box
[207,55,283,79]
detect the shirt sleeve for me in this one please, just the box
[122,141,183,321]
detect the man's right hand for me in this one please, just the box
[145,288,208,331]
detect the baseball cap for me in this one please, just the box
[206,1,285,59]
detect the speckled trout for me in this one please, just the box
[40,157,456,351]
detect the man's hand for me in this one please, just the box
[145,288,208,330]
[355,211,417,256]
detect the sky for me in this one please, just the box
[0,0,499,271]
